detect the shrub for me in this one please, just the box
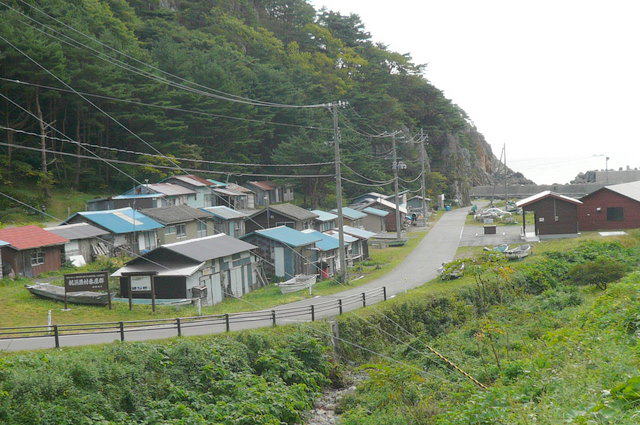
[568,258,628,290]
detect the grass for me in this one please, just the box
[0,229,430,328]
[0,188,105,227]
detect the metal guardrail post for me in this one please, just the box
[225,314,230,332]
[176,318,182,337]
[310,305,315,322]
[271,310,276,327]
[383,286,387,301]
[338,299,343,315]
[53,325,60,348]
[119,322,125,342]
[362,292,366,307]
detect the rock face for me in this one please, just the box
[430,124,532,205]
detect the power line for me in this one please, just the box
[341,176,394,187]
[0,141,334,178]
[0,125,333,168]
[0,77,333,133]
[341,162,395,184]
[2,1,330,109]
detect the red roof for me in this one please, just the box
[185,174,216,186]
[0,225,69,250]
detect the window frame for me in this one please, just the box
[30,249,45,266]
[606,207,624,222]
[176,223,187,238]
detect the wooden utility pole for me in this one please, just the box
[392,133,402,240]
[419,129,429,223]
[331,101,348,282]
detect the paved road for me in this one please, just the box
[0,207,469,352]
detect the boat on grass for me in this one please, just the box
[505,244,531,260]
[26,282,110,306]
[277,274,317,294]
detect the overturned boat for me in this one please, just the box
[277,274,318,294]
[505,244,531,260]
[26,283,110,306]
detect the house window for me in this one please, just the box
[30,249,45,266]
[176,223,187,238]
[165,226,176,235]
[607,207,624,221]
[197,221,207,237]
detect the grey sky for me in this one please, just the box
[311,0,640,184]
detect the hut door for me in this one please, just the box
[210,273,222,304]
[274,246,285,277]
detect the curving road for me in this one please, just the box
[0,207,469,352]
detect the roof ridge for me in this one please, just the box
[163,233,225,248]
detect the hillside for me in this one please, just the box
[1,234,639,424]
[0,0,519,213]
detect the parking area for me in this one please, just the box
[459,224,523,247]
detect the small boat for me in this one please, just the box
[438,262,465,280]
[504,244,531,260]
[26,283,110,306]
[277,274,318,294]
[484,244,509,252]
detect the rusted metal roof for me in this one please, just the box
[0,225,68,250]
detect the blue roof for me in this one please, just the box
[311,209,338,222]
[343,225,376,240]
[331,207,367,220]
[207,179,228,187]
[0,240,9,247]
[363,206,389,217]
[246,226,321,247]
[112,193,164,200]
[301,230,339,251]
[68,208,164,234]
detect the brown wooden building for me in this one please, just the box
[0,226,68,278]
[578,181,640,231]
[516,191,582,237]
[245,203,318,233]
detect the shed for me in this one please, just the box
[87,193,165,211]
[360,206,389,233]
[63,207,164,254]
[323,229,359,266]
[311,209,338,232]
[140,205,214,245]
[245,181,294,206]
[241,226,321,279]
[245,203,318,233]
[113,234,259,305]
[124,183,196,207]
[331,207,367,228]
[362,198,407,232]
[516,191,582,238]
[163,175,218,208]
[578,181,640,231]
[341,225,375,261]
[224,183,256,209]
[0,226,68,277]
[45,223,110,264]
[200,206,248,238]
[301,229,339,278]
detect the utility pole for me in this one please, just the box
[503,143,508,203]
[419,129,428,224]
[331,101,348,282]
[392,133,402,240]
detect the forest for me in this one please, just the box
[0,0,505,213]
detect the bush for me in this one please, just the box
[568,258,628,290]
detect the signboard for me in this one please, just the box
[64,271,109,292]
[130,275,151,292]
[63,271,111,309]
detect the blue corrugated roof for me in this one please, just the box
[331,207,367,220]
[112,193,164,200]
[343,225,376,240]
[207,179,228,187]
[323,229,358,244]
[363,206,389,217]
[301,229,339,251]
[311,209,338,222]
[248,226,321,247]
[70,208,164,234]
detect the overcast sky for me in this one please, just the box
[310,0,640,184]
